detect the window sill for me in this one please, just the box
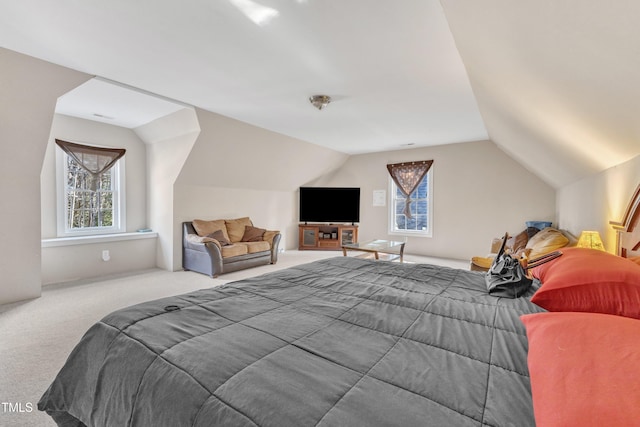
[42,231,158,248]
[389,231,432,238]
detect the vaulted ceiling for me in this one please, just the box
[441,0,640,188]
[1,0,638,188]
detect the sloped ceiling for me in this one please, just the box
[0,0,486,155]
[1,1,638,188]
[441,0,640,188]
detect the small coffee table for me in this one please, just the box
[342,239,406,262]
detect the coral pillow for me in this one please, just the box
[521,312,640,427]
[530,247,640,319]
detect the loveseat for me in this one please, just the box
[183,217,281,277]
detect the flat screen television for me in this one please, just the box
[299,187,360,224]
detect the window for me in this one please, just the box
[56,141,126,236]
[389,169,432,237]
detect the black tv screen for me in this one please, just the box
[299,187,360,223]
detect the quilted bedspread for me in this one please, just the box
[39,257,544,426]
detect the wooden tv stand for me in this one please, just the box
[298,224,358,250]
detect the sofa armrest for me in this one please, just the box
[184,233,222,251]
[183,238,224,276]
[263,230,279,245]
[269,233,281,264]
[184,221,227,277]
[203,241,224,265]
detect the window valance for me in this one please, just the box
[55,139,125,191]
[55,139,125,177]
[386,160,433,218]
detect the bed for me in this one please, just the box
[38,258,543,426]
[38,188,640,427]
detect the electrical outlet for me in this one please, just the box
[102,250,110,262]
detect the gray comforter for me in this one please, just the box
[39,257,544,426]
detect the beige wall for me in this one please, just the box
[557,154,640,253]
[176,109,348,191]
[323,140,556,260]
[174,185,297,248]
[0,48,90,304]
[173,108,349,263]
[137,108,200,271]
[41,238,157,285]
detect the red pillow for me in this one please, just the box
[530,247,640,319]
[630,256,640,266]
[521,312,640,427]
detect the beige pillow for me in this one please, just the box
[526,227,569,259]
[192,219,229,240]
[225,217,253,242]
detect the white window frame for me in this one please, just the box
[56,146,126,237]
[388,168,433,237]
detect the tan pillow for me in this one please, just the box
[192,219,229,240]
[242,225,266,242]
[225,217,253,242]
[207,230,231,246]
[526,227,569,259]
[263,230,280,245]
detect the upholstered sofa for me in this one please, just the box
[183,217,281,277]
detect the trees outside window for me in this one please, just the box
[56,140,125,236]
[389,170,432,237]
[64,155,117,230]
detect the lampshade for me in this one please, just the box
[576,231,605,251]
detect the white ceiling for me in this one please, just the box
[0,0,487,154]
[3,0,639,188]
[55,78,187,128]
[440,0,640,188]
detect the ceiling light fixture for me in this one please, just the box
[309,95,331,110]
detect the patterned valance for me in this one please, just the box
[55,139,125,190]
[386,160,433,218]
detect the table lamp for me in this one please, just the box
[576,231,605,251]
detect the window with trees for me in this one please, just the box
[56,139,126,236]
[388,161,433,237]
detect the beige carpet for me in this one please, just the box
[0,251,467,426]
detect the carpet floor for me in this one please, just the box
[0,251,467,426]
